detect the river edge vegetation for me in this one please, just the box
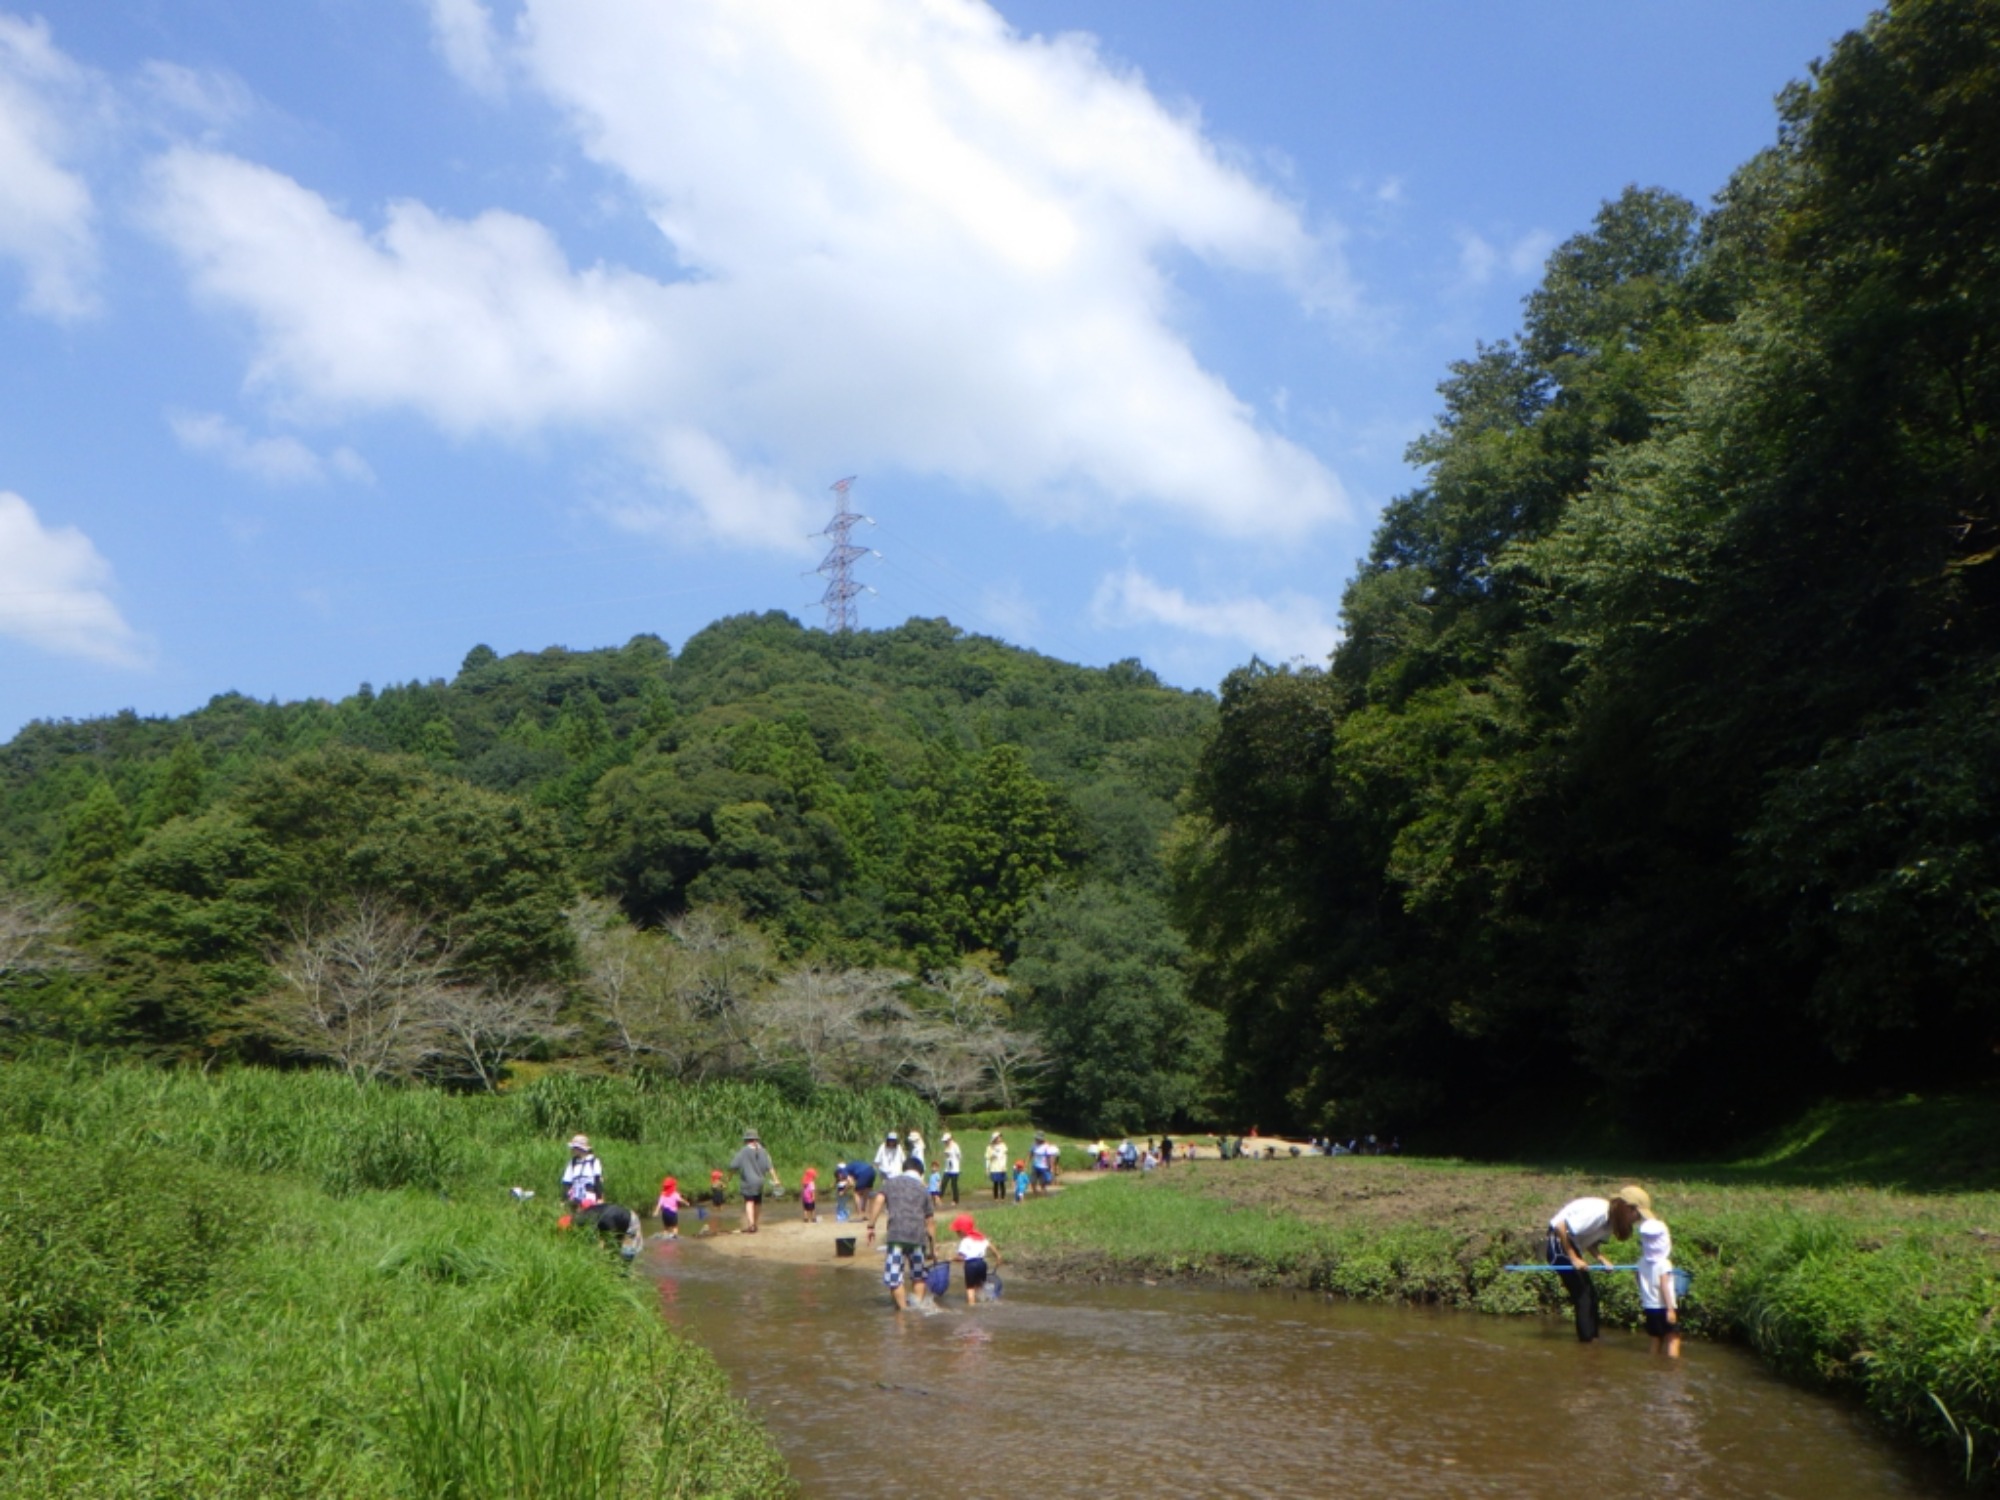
[1008,1093,2000,1486]
[0,1057,945,1498]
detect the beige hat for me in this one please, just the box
[1612,1184,1654,1217]
[568,1134,591,1151]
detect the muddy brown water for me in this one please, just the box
[649,1243,1944,1498]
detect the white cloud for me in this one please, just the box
[0,492,147,666]
[135,60,254,137]
[0,14,100,319]
[169,409,375,486]
[427,0,507,98]
[145,0,1351,548]
[1093,565,1337,666]
[1455,227,1556,290]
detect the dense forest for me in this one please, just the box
[1174,0,2000,1146]
[0,613,1218,1131]
[6,0,1995,1153]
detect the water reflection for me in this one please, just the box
[649,1245,1936,1499]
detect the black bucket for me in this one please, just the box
[835,1236,857,1258]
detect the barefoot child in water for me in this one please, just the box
[950,1214,999,1306]
[655,1176,684,1240]
[700,1169,727,1234]
[1637,1205,1681,1358]
[800,1166,819,1223]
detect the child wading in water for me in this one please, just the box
[1637,1204,1681,1357]
[701,1169,727,1234]
[655,1176,684,1240]
[800,1166,819,1223]
[1012,1160,1029,1204]
[950,1214,999,1305]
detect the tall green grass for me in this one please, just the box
[0,1059,898,1498]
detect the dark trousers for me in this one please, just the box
[943,1172,960,1204]
[1550,1230,1599,1341]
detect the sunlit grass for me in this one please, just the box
[0,1058,935,1498]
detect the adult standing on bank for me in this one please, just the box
[867,1155,937,1312]
[985,1131,1009,1200]
[1547,1185,1651,1342]
[1030,1133,1059,1195]
[940,1131,962,1205]
[874,1130,905,1187]
[561,1134,603,1207]
[728,1128,780,1234]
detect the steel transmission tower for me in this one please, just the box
[811,476,877,633]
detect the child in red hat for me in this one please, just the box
[700,1169,727,1235]
[800,1166,819,1223]
[950,1213,1000,1306]
[656,1176,683,1240]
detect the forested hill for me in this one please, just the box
[0,612,1217,1125]
[1175,0,2000,1148]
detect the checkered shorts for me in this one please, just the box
[881,1242,927,1289]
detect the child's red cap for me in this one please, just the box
[1013,1160,1025,1169]
[951,1214,976,1234]
[803,1166,817,1179]
[661,1176,676,1192]
[710,1169,725,1181]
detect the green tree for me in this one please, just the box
[144,735,208,826]
[1011,882,1218,1133]
[57,780,132,910]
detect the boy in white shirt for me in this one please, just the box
[1637,1211,1681,1358]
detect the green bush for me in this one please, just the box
[0,1142,236,1380]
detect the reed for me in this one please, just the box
[0,1059,817,1499]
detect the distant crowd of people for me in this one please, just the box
[545,1125,1682,1353]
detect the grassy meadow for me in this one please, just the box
[0,1057,935,1498]
[1009,1100,2000,1485]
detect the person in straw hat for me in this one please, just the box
[1546,1184,1652,1342]
[560,1134,603,1207]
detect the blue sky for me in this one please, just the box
[1,0,1876,739]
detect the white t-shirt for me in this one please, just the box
[874,1141,905,1181]
[957,1234,991,1263]
[1636,1218,1674,1309]
[1549,1197,1612,1253]
[986,1140,1008,1173]
[944,1140,962,1174]
[1032,1141,1058,1171]
[905,1131,927,1166]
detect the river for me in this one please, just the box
[648,1242,1944,1498]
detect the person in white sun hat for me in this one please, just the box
[561,1134,603,1207]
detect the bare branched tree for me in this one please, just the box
[422,979,573,1092]
[0,889,86,980]
[252,897,454,1083]
[919,966,1046,1110]
[571,900,774,1080]
[747,966,913,1089]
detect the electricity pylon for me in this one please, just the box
[811,476,877,633]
